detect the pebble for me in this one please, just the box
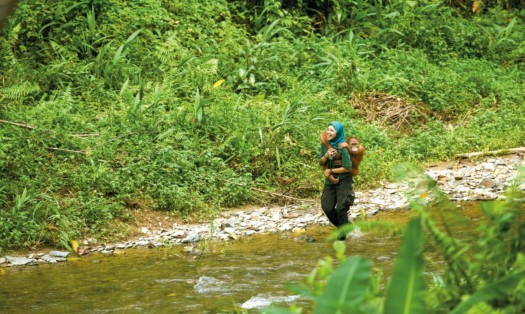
[2,154,523,267]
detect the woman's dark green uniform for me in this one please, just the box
[319,144,354,228]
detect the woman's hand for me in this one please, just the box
[325,148,339,159]
[328,175,340,184]
[323,168,340,184]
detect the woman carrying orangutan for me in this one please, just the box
[318,121,355,240]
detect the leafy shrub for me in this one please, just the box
[263,165,525,313]
[0,189,43,251]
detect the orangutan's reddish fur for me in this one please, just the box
[320,132,365,177]
[346,136,365,177]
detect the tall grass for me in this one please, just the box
[0,0,524,250]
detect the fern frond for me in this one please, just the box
[7,23,21,47]
[0,82,41,100]
[49,40,74,59]
[154,33,188,69]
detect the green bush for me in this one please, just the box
[1,0,524,249]
[263,165,525,314]
[0,189,44,251]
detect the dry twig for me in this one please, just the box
[456,147,525,159]
[0,119,36,129]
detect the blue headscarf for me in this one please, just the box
[328,121,346,149]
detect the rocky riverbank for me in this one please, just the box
[1,154,524,267]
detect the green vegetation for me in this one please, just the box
[1,0,524,250]
[263,164,525,313]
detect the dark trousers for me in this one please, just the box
[321,176,353,227]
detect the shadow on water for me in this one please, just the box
[0,202,483,313]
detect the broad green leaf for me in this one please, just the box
[262,307,296,314]
[314,256,372,314]
[450,271,525,314]
[119,79,130,96]
[194,88,202,122]
[384,218,426,314]
[155,128,174,141]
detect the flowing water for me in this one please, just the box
[0,203,482,313]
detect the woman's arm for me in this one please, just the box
[319,145,332,166]
[323,166,350,178]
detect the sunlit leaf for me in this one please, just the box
[71,240,79,255]
[212,79,225,88]
[472,0,481,13]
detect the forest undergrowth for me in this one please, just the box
[0,0,524,251]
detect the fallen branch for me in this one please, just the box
[46,147,86,155]
[250,186,318,203]
[0,119,36,129]
[456,147,525,159]
[71,133,100,137]
[224,178,317,203]
[0,119,99,138]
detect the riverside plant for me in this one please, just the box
[261,164,525,314]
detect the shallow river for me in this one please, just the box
[0,204,481,313]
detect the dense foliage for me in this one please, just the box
[0,0,524,250]
[265,165,525,313]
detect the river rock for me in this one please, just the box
[5,256,35,266]
[376,256,391,262]
[223,227,236,235]
[220,219,236,229]
[41,255,58,264]
[279,223,292,231]
[49,251,70,258]
[134,240,150,247]
[183,233,200,243]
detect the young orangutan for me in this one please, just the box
[320,133,365,179]
[347,136,365,177]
